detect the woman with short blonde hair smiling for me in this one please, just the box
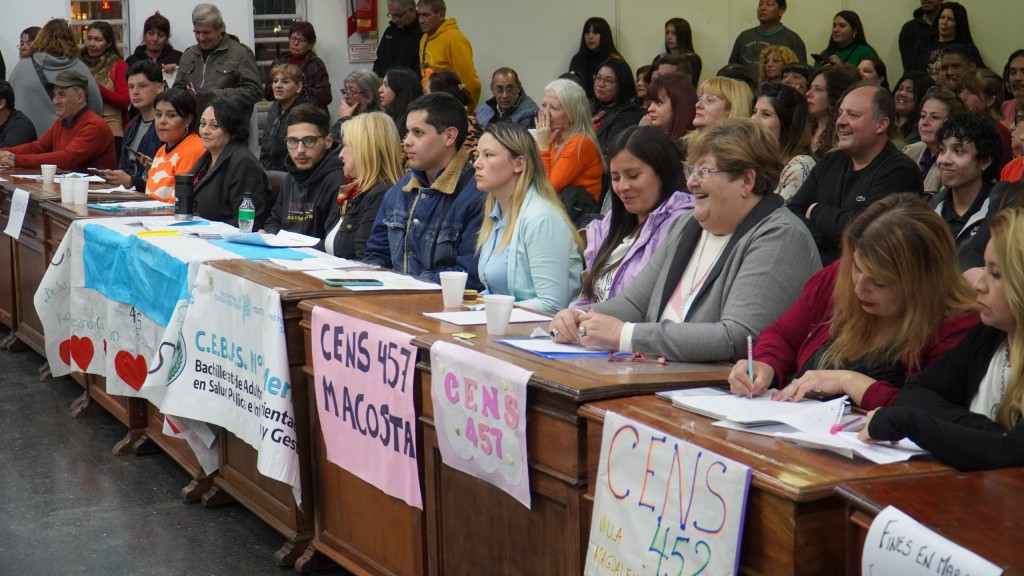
[693,77,753,132]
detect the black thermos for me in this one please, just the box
[174,174,194,221]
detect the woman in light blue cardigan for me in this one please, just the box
[474,122,583,313]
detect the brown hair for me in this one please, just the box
[686,117,782,196]
[30,19,78,59]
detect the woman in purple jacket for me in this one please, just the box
[573,126,693,305]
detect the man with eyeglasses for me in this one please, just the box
[263,104,345,250]
[475,68,538,129]
[417,0,481,107]
[374,0,423,79]
[728,0,806,81]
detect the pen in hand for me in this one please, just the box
[830,416,865,435]
[746,335,754,399]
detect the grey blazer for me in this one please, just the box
[591,194,821,362]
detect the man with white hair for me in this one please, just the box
[177,3,262,116]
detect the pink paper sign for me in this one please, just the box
[430,340,531,508]
[311,306,421,509]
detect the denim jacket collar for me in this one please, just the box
[402,146,471,195]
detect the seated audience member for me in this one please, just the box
[730,194,977,408]
[781,63,811,95]
[474,123,583,313]
[0,80,37,147]
[97,60,164,191]
[428,70,482,157]
[958,69,1013,171]
[856,57,888,89]
[959,179,1024,272]
[548,118,820,362]
[662,18,702,82]
[929,113,1002,256]
[635,65,652,108]
[325,111,405,259]
[260,64,308,172]
[807,67,857,158]
[379,67,424,140]
[860,208,1024,471]
[592,58,645,158]
[330,69,382,142]
[818,11,877,67]
[141,89,204,202]
[892,71,935,146]
[0,70,115,171]
[1002,50,1024,129]
[652,53,692,81]
[476,67,538,129]
[936,44,979,90]
[573,126,693,306]
[694,77,753,133]
[263,104,345,249]
[715,64,756,94]
[262,21,331,108]
[191,99,270,228]
[536,79,604,202]
[752,82,815,200]
[790,85,923,264]
[758,45,799,85]
[645,72,697,142]
[568,16,622,100]
[363,93,485,288]
[903,87,965,194]
[1002,123,1024,182]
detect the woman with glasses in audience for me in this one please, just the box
[474,123,583,313]
[568,17,622,100]
[378,67,423,140]
[573,126,693,307]
[807,67,857,158]
[191,99,270,228]
[693,77,753,133]
[892,71,935,147]
[860,208,1024,471]
[536,79,604,201]
[263,21,331,108]
[730,194,977,409]
[752,82,815,201]
[260,64,308,172]
[904,87,965,194]
[645,72,697,143]
[549,118,820,362]
[330,69,382,142]
[326,111,404,260]
[592,59,645,159]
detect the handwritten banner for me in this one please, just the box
[430,340,531,508]
[156,264,301,504]
[862,506,1003,576]
[584,411,751,576]
[311,306,421,509]
[3,188,29,239]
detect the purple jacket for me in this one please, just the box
[572,191,694,307]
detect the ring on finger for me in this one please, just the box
[578,325,587,338]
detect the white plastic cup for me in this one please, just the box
[40,164,57,184]
[72,178,89,205]
[59,178,75,203]
[483,294,515,336]
[439,271,469,308]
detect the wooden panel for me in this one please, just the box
[0,229,13,329]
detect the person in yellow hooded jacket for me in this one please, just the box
[416,0,481,107]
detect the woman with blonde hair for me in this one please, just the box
[693,77,753,132]
[860,208,1024,471]
[758,45,799,85]
[731,193,978,408]
[535,78,604,201]
[8,18,103,135]
[326,111,404,259]
[474,122,583,313]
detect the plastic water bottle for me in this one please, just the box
[238,192,255,233]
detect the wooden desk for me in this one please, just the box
[837,468,1024,575]
[579,395,951,576]
[296,293,731,575]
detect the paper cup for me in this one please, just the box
[439,271,469,308]
[40,164,57,184]
[72,178,89,205]
[483,294,515,336]
[59,178,75,203]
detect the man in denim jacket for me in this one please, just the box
[363,92,485,289]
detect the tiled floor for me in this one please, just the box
[0,328,348,576]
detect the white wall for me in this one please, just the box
[1,1,1021,118]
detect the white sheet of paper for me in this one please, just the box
[268,257,365,271]
[497,338,600,354]
[672,393,839,431]
[90,185,136,193]
[775,430,926,464]
[424,309,550,326]
[3,188,30,239]
[223,231,319,247]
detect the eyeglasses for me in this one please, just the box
[491,85,518,95]
[593,75,617,86]
[289,35,309,44]
[608,352,667,365]
[285,136,324,149]
[683,163,730,183]
[340,88,362,97]
[389,8,413,21]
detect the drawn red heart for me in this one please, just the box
[70,335,94,370]
[58,339,71,365]
[114,351,147,391]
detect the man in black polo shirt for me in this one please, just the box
[789,84,923,264]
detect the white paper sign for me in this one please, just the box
[862,506,1003,576]
[3,188,30,239]
[585,411,751,576]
